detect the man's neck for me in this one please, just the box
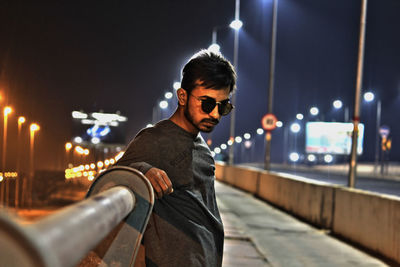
[169,108,199,135]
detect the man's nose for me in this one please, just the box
[209,105,221,119]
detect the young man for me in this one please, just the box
[116,50,236,266]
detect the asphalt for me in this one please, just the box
[216,181,389,267]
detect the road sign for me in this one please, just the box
[261,113,278,131]
[379,125,390,138]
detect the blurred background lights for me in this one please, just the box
[307,154,316,162]
[257,128,264,135]
[333,100,343,109]
[173,82,181,90]
[290,122,301,133]
[276,121,283,128]
[235,136,242,143]
[363,91,375,102]
[229,19,243,30]
[289,152,300,162]
[91,137,100,144]
[324,154,333,163]
[244,133,251,140]
[159,100,168,109]
[310,107,319,116]
[221,144,227,150]
[296,113,304,120]
[165,92,173,99]
[208,43,221,54]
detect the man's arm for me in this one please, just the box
[116,130,173,198]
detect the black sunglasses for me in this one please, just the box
[190,94,234,116]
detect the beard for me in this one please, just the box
[184,103,219,133]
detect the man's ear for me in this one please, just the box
[177,88,187,106]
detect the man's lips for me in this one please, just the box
[201,119,219,126]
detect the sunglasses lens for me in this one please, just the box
[201,98,217,113]
[218,101,233,116]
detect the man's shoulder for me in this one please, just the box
[134,121,170,140]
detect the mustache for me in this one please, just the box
[201,118,219,125]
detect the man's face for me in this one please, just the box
[184,85,231,133]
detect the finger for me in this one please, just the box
[158,171,173,194]
[148,175,163,199]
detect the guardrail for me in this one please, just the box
[0,166,154,267]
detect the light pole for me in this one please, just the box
[65,142,72,167]
[363,92,381,173]
[1,106,12,205]
[348,0,368,188]
[332,100,350,122]
[228,0,242,165]
[208,26,222,54]
[264,0,279,171]
[290,122,301,159]
[15,116,26,209]
[28,123,40,208]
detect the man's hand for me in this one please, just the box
[144,167,173,198]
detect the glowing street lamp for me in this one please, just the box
[310,107,319,116]
[15,116,26,208]
[65,142,72,151]
[363,91,374,102]
[28,123,40,207]
[229,19,243,30]
[1,106,12,204]
[159,100,168,109]
[363,91,381,173]
[165,92,173,99]
[173,82,181,90]
[296,113,304,120]
[333,100,343,109]
[65,142,73,167]
[290,122,301,133]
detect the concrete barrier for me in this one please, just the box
[333,187,400,263]
[257,171,335,229]
[215,162,400,264]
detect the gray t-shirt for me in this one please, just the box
[116,120,224,267]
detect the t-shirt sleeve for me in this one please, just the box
[116,129,159,175]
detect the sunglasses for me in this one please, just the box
[190,94,234,116]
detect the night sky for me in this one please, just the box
[1,0,399,171]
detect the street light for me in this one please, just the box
[296,113,304,120]
[333,100,343,109]
[173,82,181,90]
[1,106,12,205]
[310,107,319,116]
[208,26,222,54]
[229,19,243,30]
[290,122,301,133]
[363,91,381,173]
[15,116,26,208]
[159,100,168,109]
[28,123,40,208]
[65,142,72,167]
[228,0,242,165]
[332,99,349,122]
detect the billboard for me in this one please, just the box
[72,111,127,145]
[305,122,364,155]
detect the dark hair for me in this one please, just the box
[181,50,236,94]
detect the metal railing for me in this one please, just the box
[0,166,154,267]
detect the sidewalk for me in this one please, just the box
[216,181,389,267]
